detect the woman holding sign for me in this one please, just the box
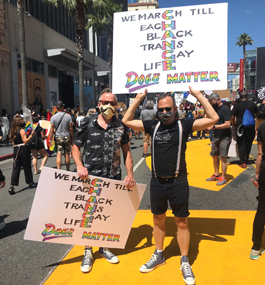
[8,117,37,195]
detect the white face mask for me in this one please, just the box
[100,105,116,119]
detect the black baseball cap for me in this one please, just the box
[56,101,65,108]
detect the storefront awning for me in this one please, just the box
[45,48,97,70]
[97,71,109,76]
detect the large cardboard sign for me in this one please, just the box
[24,167,146,249]
[113,3,227,94]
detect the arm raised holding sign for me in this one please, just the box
[189,86,219,131]
[122,89,147,131]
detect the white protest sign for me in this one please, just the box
[22,105,33,127]
[113,3,227,94]
[174,93,184,107]
[186,94,197,104]
[204,90,213,95]
[24,167,146,249]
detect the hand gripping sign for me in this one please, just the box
[24,167,146,249]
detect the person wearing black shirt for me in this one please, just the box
[123,87,219,285]
[134,106,142,139]
[206,93,231,186]
[72,88,135,274]
[231,92,258,168]
[250,121,265,260]
[0,168,6,230]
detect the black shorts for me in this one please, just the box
[150,175,190,217]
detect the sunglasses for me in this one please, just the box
[100,100,116,106]
[157,107,172,112]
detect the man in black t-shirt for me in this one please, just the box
[206,93,231,185]
[231,92,258,168]
[250,120,265,260]
[123,87,219,285]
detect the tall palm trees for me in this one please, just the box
[17,0,28,107]
[87,0,123,89]
[236,33,253,90]
[48,0,90,112]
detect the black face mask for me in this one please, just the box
[212,103,218,110]
[19,122,26,128]
[157,111,175,123]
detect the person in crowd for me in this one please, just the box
[66,108,74,157]
[8,117,37,195]
[2,109,10,120]
[72,88,135,273]
[250,119,265,260]
[0,168,6,230]
[140,100,156,158]
[196,104,206,139]
[186,104,196,140]
[122,87,218,285]
[206,93,231,186]
[29,114,48,174]
[86,108,97,117]
[178,103,186,119]
[255,87,265,133]
[134,106,142,139]
[76,111,85,127]
[231,91,258,168]
[0,112,10,142]
[122,108,132,146]
[49,101,73,171]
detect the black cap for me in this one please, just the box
[56,101,64,108]
[66,107,71,113]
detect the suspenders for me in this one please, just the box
[152,120,183,178]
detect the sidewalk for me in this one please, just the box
[0,142,13,161]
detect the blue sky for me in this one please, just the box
[159,0,265,63]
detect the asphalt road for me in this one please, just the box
[0,137,259,285]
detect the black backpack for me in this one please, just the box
[257,103,265,119]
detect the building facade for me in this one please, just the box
[0,0,12,116]
[128,0,158,11]
[3,0,127,116]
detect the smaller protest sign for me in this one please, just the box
[175,93,184,107]
[40,120,50,130]
[204,90,213,95]
[22,105,33,127]
[24,167,146,249]
[186,94,197,104]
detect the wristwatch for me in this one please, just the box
[213,125,216,129]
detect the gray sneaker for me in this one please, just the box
[81,247,93,273]
[99,247,119,263]
[216,177,227,186]
[180,256,195,285]
[250,247,265,260]
[140,249,166,273]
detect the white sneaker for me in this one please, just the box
[250,247,265,260]
[0,221,5,230]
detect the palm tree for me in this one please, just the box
[17,0,28,107]
[48,0,90,112]
[87,0,123,89]
[236,33,253,90]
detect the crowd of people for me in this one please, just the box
[1,86,265,285]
